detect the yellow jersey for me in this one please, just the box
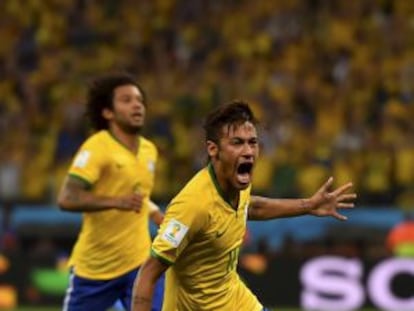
[152,164,262,311]
[67,130,157,279]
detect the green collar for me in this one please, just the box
[107,130,139,155]
[207,162,235,208]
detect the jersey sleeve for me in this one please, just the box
[151,196,207,265]
[68,139,106,187]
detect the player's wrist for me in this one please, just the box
[300,198,313,213]
[114,197,128,209]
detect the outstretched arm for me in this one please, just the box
[57,176,143,213]
[248,177,356,221]
[131,256,168,311]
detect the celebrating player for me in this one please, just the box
[131,100,356,311]
[58,72,164,311]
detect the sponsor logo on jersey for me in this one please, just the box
[73,150,90,168]
[161,219,189,248]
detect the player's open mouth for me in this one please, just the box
[131,112,143,119]
[236,162,253,185]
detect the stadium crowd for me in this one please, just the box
[1,0,414,210]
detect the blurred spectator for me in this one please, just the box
[1,0,414,208]
[0,143,23,202]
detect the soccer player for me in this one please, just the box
[131,101,356,311]
[58,72,164,311]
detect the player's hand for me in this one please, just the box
[308,177,356,221]
[117,193,143,212]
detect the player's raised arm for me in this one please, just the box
[248,177,356,221]
[58,175,143,213]
[131,257,168,311]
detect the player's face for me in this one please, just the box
[107,84,146,134]
[209,121,259,192]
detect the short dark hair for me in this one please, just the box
[86,72,145,130]
[203,100,257,143]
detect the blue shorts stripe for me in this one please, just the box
[62,271,75,311]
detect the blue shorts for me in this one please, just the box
[62,266,164,311]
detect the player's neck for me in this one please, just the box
[109,127,140,153]
[209,162,239,210]
[227,191,240,209]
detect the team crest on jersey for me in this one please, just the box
[148,160,155,172]
[73,150,90,168]
[161,219,188,248]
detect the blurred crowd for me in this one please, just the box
[2,0,414,209]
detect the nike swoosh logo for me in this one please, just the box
[216,230,226,238]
